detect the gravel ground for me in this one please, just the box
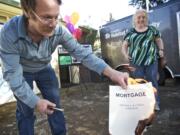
[0,79,180,135]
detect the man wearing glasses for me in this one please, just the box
[0,0,128,135]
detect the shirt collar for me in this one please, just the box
[17,15,28,39]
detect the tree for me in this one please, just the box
[129,0,172,9]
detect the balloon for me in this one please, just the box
[73,28,82,40]
[71,12,80,25]
[64,15,71,23]
[66,22,75,33]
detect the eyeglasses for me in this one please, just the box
[31,10,59,25]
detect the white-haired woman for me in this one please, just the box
[122,9,165,111]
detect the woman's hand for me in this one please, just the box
[159,49,164,58]
[124,54,132,63]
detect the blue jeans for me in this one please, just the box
[130,61,160,105]
[16,65,66,135]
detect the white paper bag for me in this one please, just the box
[109,82,155,135]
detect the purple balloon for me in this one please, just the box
[66,22,75,33]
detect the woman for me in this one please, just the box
[122,9,165,111]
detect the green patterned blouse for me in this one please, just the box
[124,26,161,66]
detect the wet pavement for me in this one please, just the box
[0,79,180,135]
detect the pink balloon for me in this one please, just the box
[64,15,71,23]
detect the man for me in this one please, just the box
[0,0,128,135]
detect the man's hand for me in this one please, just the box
[36,99,56,115]
[109,69,129,89]
[103,66,129,89]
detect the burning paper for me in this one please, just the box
[109,82,155,135]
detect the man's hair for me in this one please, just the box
[20,0,62,16]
